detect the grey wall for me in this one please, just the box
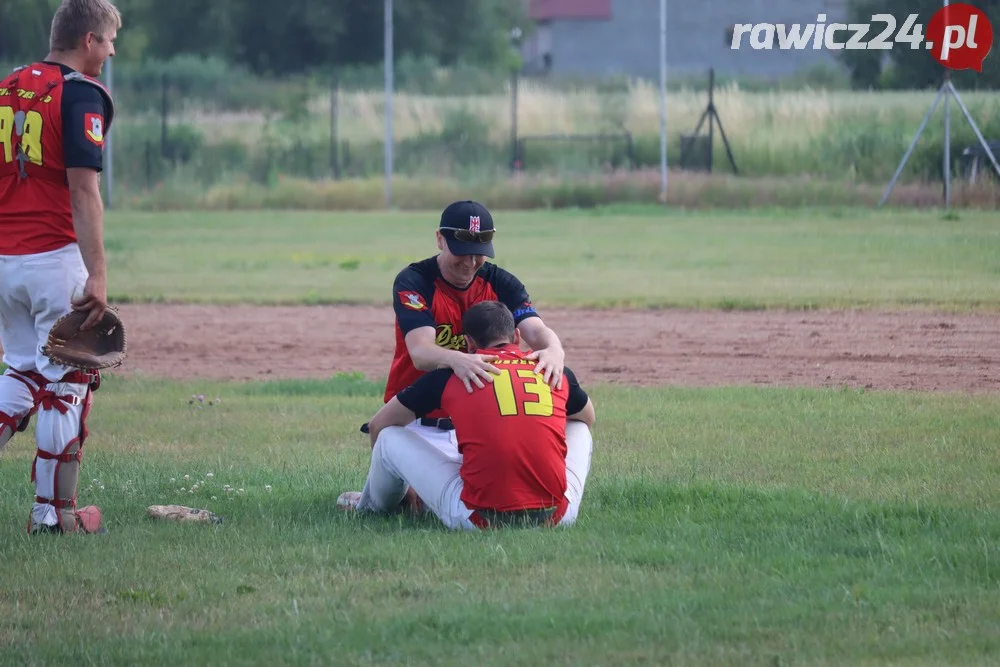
[534,0,849,79]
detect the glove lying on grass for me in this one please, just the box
[147,505,223,525]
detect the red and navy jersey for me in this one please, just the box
[384,256,539,407]
[0,62,113,255]
[397,346,589,516]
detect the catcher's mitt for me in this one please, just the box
[147,505,223,525]
[42,308,127,370]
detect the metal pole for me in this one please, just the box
[943,0,951,208]
[161,72,168,159]
[944,72,951,209]
[331,74,340,180]
[510,67,518,173]
[878,85,945,206]
[658,0,667,205]
[948,80,1000,178]
[103,57,113,208]
[384,0,393,208]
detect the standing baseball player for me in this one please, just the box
[381,200,566,464]
[0,0,120,534]
[341,301,595,530]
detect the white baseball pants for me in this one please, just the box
[0,243,88,382]
[356,420,594,530]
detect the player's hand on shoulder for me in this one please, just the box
[449,352,501,393]
[527,346,565,390]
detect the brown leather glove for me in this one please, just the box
[42,308,127,370]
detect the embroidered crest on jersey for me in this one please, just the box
[398,291,427,311]
[84,113,104,146]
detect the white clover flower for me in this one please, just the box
[180,487,186,492]
[237,488,245,495]
[206,472,214,479]
[184,475,190,481]
[265,485,272,492]
[99,485,105,491]
[211,496,218,501]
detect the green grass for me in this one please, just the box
[1,375,999,665]
[104,207,1000,311]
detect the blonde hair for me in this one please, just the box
[49,0,122,52]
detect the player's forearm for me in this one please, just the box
[521,323,562,354]
[410,342,465,371]
[70,185,107,281]
[568,399,596,427]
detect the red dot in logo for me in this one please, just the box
[926,3,993,73]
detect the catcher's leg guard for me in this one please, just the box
[0,369,42,453]
[29,372,103,534]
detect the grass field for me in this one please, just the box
[2,206,1000,665]
[105,206,1000,311]
[1,376,999,664]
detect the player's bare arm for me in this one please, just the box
[517,317,566,389]
[568,398,596,427]
[404,327,500,392]
[67,166,108,331]
[366,397,417,448]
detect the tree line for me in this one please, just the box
[839,0,1000,89]
[0,0,525,75]
[2,0,997,89]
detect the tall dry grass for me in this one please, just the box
[127,169,1000,212]
[167,79,1000,150]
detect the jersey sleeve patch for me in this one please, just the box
[397,290,428,311]
[512,300,536,319]
[84,112,105,146]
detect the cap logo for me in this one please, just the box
[469,216,480,233]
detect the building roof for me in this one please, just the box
[527,0,612,21]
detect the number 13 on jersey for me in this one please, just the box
[492,368,554,417]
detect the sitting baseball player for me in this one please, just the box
[339,300,595,530]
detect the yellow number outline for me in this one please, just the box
[492,368,553,417]
[0,105,44,166]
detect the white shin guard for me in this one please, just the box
[31,380,93,530]
[0,370,41,453]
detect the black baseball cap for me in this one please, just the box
[439,200,496,258]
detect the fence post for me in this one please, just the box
[330,74,341,180]
[509,68,519,173]
[145,141,152,189]
[160,72,169,160]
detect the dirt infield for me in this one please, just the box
[101,304,1000,393]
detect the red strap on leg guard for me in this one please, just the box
[0,413,17,431]
[35,496,75,509]
[34,446,82,463]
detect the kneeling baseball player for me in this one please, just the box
[339,300,595,530]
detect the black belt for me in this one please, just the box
[419,417,454,430]
[472,507,556,528]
